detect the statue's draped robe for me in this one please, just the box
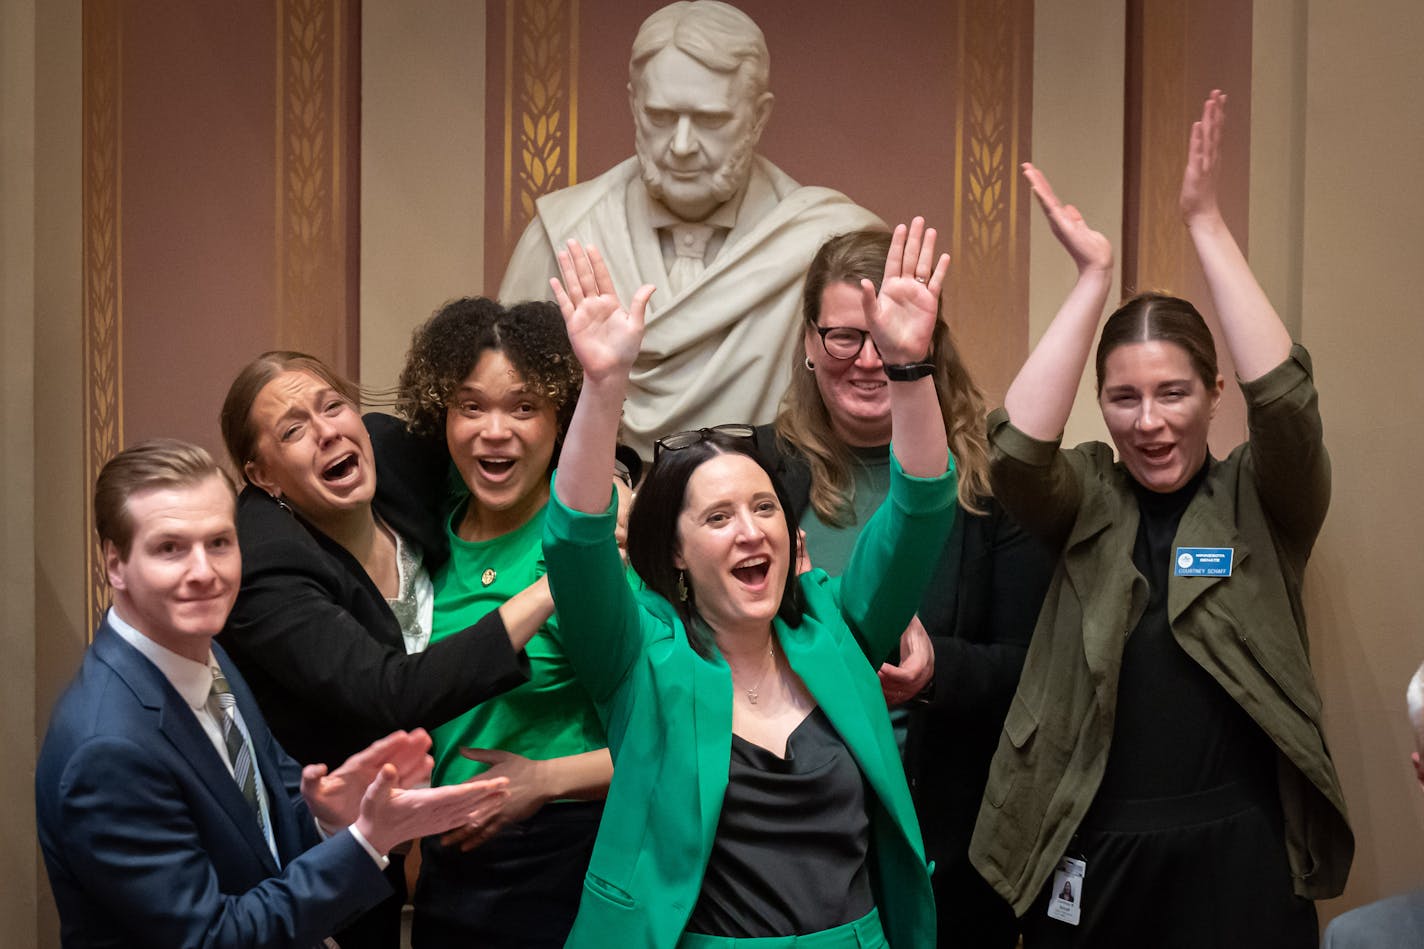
[498,155,883,458]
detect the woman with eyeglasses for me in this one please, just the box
[751,227,1055,948]
[540,220,957,948]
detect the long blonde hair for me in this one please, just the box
[773,229,991,524]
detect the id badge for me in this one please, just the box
[1046,855,1085,925]
[1174,546,1234,577]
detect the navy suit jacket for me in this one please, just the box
[1323,888,1424,948]
[35,621,390,948]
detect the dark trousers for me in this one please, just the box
[931,853,1018,949]
[412,800,603,948]
[1020,781,1318,949]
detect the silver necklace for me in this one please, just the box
[744,640,776,705]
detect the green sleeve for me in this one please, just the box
[542,478,648,706]
[836,450,958,663]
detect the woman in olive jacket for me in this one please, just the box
[970,92,1351,947]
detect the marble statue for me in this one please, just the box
[498,0,882,459]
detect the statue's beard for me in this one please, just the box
[636,132,756,220]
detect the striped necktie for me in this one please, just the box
[207,668,265,832]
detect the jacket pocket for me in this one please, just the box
[583,872,637,909]
[1005,693,1038,749]
[983,694,1038,808]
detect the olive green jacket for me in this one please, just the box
[969,345,1352,915]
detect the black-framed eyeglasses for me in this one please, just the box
[653,423,756,461]
[815,326,880,361]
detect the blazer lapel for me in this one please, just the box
[1061,484,1141,688]
[96,626,281,874]
[689,643,733,855]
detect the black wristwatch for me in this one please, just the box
[883,361,935,381]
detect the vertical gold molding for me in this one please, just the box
[82,0,123,634]
[950,0,1033,400]
[502,0,578,245]
[276,0,347,367]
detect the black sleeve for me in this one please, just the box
[921,502,1055,719]
[221,494,528,762]
[366,412,456,572]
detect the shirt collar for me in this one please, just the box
[107,607,217,711]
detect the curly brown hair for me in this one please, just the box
[396,298,582,441]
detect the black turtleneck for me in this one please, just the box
[1095,461,1274,802]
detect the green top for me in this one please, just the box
[799,444,891,576]
[798,444,908,749]
[428,499,606,787]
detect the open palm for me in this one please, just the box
[861,217,949,365]
[1023,163,1112,275]
[551,240,653,382]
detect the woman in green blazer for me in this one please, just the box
[542,222,957,949]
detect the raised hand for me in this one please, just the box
[859,217,949,366]
[1181,89,1226,225]
[1023,163,1113,276]
[551,240,655,384]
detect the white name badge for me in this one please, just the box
[1174,546,1234,577]
[1046,855,1085,925]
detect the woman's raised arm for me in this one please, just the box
[550,241,654,514]
[1001,165,1115,440]
[860,217,951,477]
[1182,90,1292,380]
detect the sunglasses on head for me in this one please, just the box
[652,423,756,461]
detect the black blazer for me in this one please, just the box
[753,424,1054,942]
[218,413,528,767]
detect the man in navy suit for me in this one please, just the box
[1322,660,1424,948]
[36,439,508,948]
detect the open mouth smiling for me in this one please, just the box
[477,457,516,477]
[322,453,358,481]
[731,556,770,585]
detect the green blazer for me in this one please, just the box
[542,454,957,949]
[970,345,1353,914]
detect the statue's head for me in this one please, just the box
[628,1,775,222]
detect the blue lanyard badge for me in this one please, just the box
[1174,547,1233,577]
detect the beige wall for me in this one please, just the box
[1029,0,1124,449]
[359,0,487,393]
[0,0,41,944]
[4,0,85,945]
[1296,0,1424,919]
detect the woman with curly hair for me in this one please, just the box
[218,350,555,949]
[398,297,613,949]
[753,228,1054,947]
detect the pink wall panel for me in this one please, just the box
[120,1,279,456]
